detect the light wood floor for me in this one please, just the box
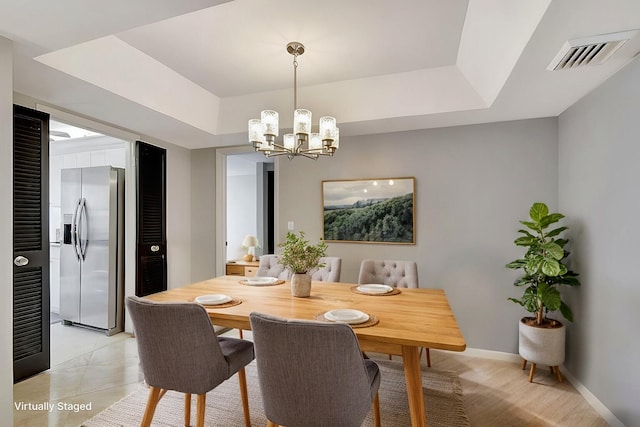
[14,325,609,426]
[427,349,608,427]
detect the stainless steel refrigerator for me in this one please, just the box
[60,166,124,336]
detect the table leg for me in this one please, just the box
[402,345,426,427]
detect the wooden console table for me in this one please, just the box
[225,260,259,277]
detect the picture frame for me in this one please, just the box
[322,177,416,244]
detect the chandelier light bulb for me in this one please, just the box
[283,134,295,150]
[309,133,322,152]
[261,110,279,137]
[319,116,336,140]
[294,109,312,136]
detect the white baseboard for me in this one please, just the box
[451,346,523,363]
[560,368,626,427]
[438,347,625,426]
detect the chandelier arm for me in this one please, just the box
[264,150,292,158]
[297,152,319,160]
[300,148,334,157]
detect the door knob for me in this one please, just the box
[14,256,29,266]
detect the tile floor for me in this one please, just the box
[13,323,142,427]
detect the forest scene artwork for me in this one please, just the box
[322,177,415,244]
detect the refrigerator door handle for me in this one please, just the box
[78,197,88,261]
[71,198,82,261]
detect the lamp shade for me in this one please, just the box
[242,235,259,248]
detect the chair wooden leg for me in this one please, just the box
[195,394,206,427]
[553,366,564,382]
[238,329,244,338]
[528,363,536,382]
[141,386,164,427]
[184,393,191,427]
[521,359,527,370]
[425,348,431,367]
[267,421,279,427]
[373,391,381,427]
[237,367,251,427]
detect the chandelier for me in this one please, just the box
[248,42,339,160]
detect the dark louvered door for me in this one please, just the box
[135,141,167,296]
[13,105,50,382]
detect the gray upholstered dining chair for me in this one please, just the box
[358,259,431,366]
[126,296,254,427]
[358,258,419,288]
[255,254,291,280]
[309,256,342,282]
[249,312,381,427]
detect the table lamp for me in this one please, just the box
[242,235,259,262]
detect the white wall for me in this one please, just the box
[559,56,640,427]
[277,118,559,352]
[0,35,14,426]
[227,173,258,261]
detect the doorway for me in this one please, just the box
[49,120,127,329]
[216,148,276,272]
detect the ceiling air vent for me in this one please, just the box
[547,30,638,71]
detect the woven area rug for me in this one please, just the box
[82,358,469,427]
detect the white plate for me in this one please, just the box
[324,309,370,324]
[357,284,394,294]
[245,277,279,285]
[195,294,232,305]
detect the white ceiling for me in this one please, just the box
[3,0,640,149]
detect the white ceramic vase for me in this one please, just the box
[291,273,311,298]
[518,318,566,367]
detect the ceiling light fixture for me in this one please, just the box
[248,42,339,160]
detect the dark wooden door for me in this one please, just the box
[13,105,50,382]
[135,141,167,296]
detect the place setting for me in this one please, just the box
[350,283,401,296]
[315,308,379,328]
[194,294,242,308]
[238,276,285,286]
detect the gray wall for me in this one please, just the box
[190,148,217,282]
[559,56,640,427]
[277,118,559,352]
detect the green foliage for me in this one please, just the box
[506,202,581,325]
[323,193,413,242]
[278,231,327,274]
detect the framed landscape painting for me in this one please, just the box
[322,177,415,244]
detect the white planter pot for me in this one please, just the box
[518,318,565,367]
[291,273,311,298]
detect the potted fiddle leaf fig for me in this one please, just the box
[505,202,580,381]
[279,231,327,297]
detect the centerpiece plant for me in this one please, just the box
[506,202,581,326]
[279,231,327,297]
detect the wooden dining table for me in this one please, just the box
[144,275,466,427]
